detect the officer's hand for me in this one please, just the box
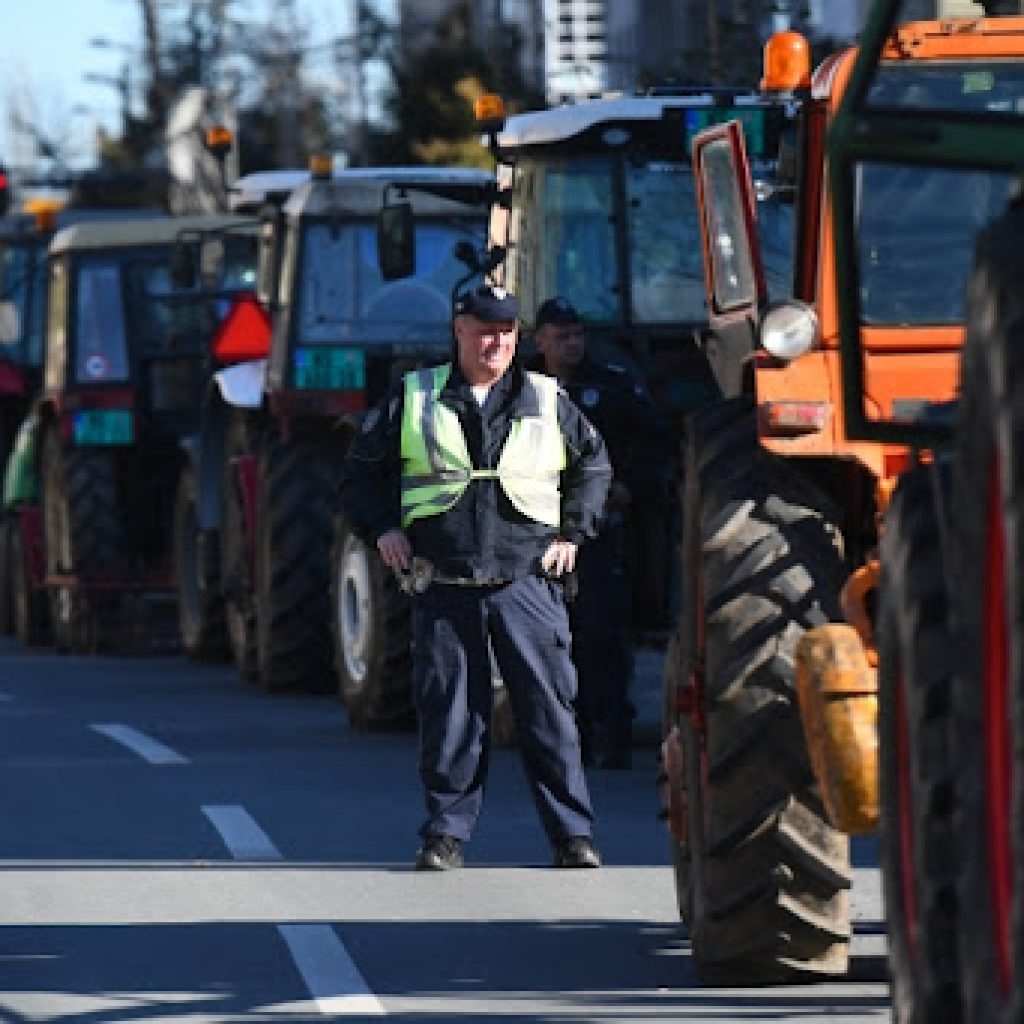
[542,538,578,576]
[377,529,412,572]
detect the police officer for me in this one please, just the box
[340,284,611,871]
[532,297,669,769]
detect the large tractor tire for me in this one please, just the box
[949,211,1024,1024]
[255,431,336,692]
[672,396,851,985]
[331,513,413,728]
[877,466,960,1024]
[11,513,48,647]
[221,415,258,681]
[42,427,126,653]
[174,465,227,661]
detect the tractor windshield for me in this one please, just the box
[124,239,258,360]
[0,239,47,368]
[516,144,792,328]
[295,218,486,344]
[73,241,257,384]
[857,62,1022,325]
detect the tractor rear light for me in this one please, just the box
[761,401,830,436]
[759,300,819,361]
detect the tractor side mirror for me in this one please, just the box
[377,200,415,281]
[171,243,198,290]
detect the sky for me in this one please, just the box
[0,0,386,172]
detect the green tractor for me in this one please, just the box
[4,213,257,650]
[828,1,1024,1018]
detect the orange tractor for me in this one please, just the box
[660,6,1024,989]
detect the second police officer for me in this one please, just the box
[531,297,669,769]
[340,284,612,871]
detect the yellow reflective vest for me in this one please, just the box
[400,364,566,528]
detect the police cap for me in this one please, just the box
[453,283,519,322]
[535,296,581,328]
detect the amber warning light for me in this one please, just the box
[309,154,333,180]
[23,198,63,233]
[761,31,812,92]
[474,93,507,132]
[204,125,233,158]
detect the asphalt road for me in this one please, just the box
[0,638,891,1023]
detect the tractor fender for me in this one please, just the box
[213,358,266,409]
[795,621,879,835]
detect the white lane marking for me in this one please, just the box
[203,804,386,1016]
[201,805,282,861]
[90,724,187,765]
[279,924,386,1016]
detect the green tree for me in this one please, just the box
[373,1,544,168]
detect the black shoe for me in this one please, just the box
[415,834,463,871]
[552,836,602,869]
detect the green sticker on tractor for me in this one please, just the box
[73,409,134,446]
[293,347,366,390]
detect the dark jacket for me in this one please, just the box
[531,355,670,501]
[340,360,612,581]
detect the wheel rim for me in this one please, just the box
[984,454,1013,997]
[894,669,918,954]
[337,534,373,688]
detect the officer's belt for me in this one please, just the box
[395,556,511,594]
[433,573,511,587]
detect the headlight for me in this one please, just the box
[759,301,819,361]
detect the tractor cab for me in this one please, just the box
[2,213,257,652]
[42,215,257,441]
[259,165,492,424]
[479,90,797,426]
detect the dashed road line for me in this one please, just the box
[90,724,188,765]
[279,924,386,1016]
[204,803,385,1016]
[201,804,282,861]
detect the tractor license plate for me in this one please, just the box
[293,348,366,390]
[72,409,133,445]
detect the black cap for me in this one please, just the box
[453,283,519,322]
[535,296,581,328]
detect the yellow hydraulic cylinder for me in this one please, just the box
[795,622,879,835]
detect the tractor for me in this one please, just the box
[659,4,1024,987]
[472,89,798,637]
[3,213,257,650]
[179,163,491,721]
[825,0,1024,1019]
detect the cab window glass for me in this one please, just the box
[867,58,1024,116]
[75,259,129,382]
[295,218,484,344]
[0,244,28,350]
[700,137,757,312]
[857,162,1012,325]
[525,157,620,324]
[627,160,706,323]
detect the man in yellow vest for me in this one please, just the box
[340,283,611,871]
